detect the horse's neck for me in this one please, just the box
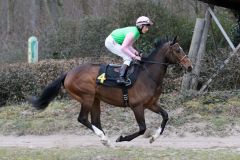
[144,46,168,86]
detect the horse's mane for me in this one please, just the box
[142,38,169,60]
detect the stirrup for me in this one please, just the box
[117,77,127,84]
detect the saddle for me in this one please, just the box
[96,61,140,88]
[96,61,141,107]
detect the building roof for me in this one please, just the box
[198,0,240,10]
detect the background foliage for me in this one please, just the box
[0,0,237,62]
[0,58,184,105]
[0,0,240,104]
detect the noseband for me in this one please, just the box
[179,55,187,63]
[178,55,190,68]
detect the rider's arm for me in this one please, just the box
[121,32,137,58]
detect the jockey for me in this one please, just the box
[105,16,153,84]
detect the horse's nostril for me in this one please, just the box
[187,66,193,72]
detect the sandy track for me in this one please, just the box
[0,135,240,150]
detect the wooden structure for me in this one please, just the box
[181,0,240,93]
[198,0,240,10]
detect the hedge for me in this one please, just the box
[0,57,183,105]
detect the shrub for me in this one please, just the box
[0,58,181,104]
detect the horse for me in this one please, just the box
[28,36,193,146]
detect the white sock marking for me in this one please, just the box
[92,125,104,137]
[92,125,112,147]
[152,127,162,141]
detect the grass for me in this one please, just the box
[0,101,81,136]
[0,147,239,160]
[0,91,239,136]
[0,91,240,159]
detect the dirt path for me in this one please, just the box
[1,135,240,150]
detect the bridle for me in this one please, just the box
[179,55,187,63]
[177,55,189,67]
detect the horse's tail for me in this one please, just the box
[28,73,67,110]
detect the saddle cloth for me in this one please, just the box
[96,62,140,88]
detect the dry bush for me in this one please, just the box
[0,58,86,104]
[200,49,240,91]
[2,49,240,105]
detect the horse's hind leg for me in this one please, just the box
[90,99,111,146]
[91,98,103,131]
[78,102,93,131]
[148,103,169,143]
[78,98,111,147]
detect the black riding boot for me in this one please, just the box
[117,64,128,84]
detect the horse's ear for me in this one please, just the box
[154,41,158,48]
[170,36,178,46]
[154,38,160,48]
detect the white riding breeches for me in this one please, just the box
[105,35,132,66]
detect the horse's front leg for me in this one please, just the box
[148,103,169,143]
[116,105,146,142]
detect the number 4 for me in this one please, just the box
[97,73,106,84]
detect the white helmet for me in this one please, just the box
[136,16,153,28]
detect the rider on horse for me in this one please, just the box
[105,16,153,84]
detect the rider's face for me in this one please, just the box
[142,25,149,34]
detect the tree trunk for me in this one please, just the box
[79,0,90,15]
[30,0,39,35]
[7,0,15,36]
[45,0,62,26]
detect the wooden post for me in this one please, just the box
[208,7,235,50]
[181,18,205,92]
[190,7,213,90]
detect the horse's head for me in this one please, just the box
[167,36,193,72]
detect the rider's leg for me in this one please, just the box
[117,64,128,84]
[105,35,132,84]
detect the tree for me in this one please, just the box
[7,0,15,37]
[30,0,39,35]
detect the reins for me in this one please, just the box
[138,59,170,85]
[139,54,188,84]
[137,40,190,84]
[140,54,188,66]
[139,59,169,66]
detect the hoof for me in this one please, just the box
[100,135,112,147]
[149,136,155,144]
[101,139,111,147]
[116,135,123,142]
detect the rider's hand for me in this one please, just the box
[134,55,141,61]
[134,51,140,56]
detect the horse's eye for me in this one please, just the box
[176,49,180,53]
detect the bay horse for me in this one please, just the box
[28,37,193,146]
